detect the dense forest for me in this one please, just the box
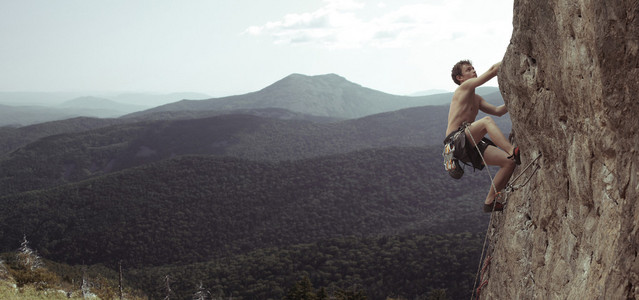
[0,110,445,195]
[0,147,491,266]
[0,83,511,298]
[127,232,484,299]
[0,106,509,196]
[0,145,494,299]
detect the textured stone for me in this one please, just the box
[480,0,639,299]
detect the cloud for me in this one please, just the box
[244,0,370,49]
[245,0,512,50]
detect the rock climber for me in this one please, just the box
[444,60,520,212]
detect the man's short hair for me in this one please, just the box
[451,60,472,85]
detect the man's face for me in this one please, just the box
[458,64,477,82]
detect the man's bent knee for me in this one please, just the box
[479,116,495,125]
[501,158,516,171]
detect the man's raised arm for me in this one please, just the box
[462,62,501,90]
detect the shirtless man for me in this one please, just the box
[444,60,519,212]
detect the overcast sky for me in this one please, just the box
[0,0,514,97]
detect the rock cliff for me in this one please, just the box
[482,1,639,299]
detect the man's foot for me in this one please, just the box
[483,201,504,213]
[508,146,521,165]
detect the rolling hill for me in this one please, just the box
[58,96,147,116]
[0,92,211,127]
[0,105,510,195]
[125,73,501,119]
[0,108,339,156]
[0,74,511,299]
[0,73,503,157]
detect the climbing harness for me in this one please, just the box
[464,125,543,300]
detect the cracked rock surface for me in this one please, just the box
[482,1,639,299]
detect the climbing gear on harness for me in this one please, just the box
[443,140,464,179]
[444,122,498,176]
[442,124,468,179]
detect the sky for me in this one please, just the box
[0,0,514,98]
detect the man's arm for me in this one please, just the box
[460,62,501,90]
[479,96,508,116]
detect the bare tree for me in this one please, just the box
[163,275,173,300]
[193,281,211,300]
[17,235,43,271]
[81,268,90,298]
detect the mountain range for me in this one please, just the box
[0,73,511,299]
[0,92,210,127]
[0,74,501,127]
[126,73,502,119]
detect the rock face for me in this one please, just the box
[482,1,639,299]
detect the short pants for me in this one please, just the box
[443,125,495,170]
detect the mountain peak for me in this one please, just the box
[131,72,457,119]
[267,73,360,91]
[284,73,345,80]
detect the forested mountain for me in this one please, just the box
[0,108,337,156]
[0,104,81,127]
[128,232,485,299]
[0,106,510,195]
[0,75,511,299]
[0,147,490,267]
[0,91,211,127]
[0,117,122,154]
[126,74,500,119]
[58,96,147,116]
[0,74,503,158]
[0,146,491,298]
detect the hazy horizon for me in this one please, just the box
[1,0,513,99]
[0,76,501,107]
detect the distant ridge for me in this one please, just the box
[125,73,474,119]
[58,96,147,116]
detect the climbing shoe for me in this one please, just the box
[508,146,521,165]
[483,201,504,213]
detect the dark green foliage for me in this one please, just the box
[0,117,122,154]
[125,233,481,299]
[426,289,450,300]
[0,105,510,196]
[0,146,490,268]
[0,108,335,157]
[0,96,509,299]
[0,110,451,194]
[284,276,317,300]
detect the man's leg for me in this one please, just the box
[482,145,516,205]
[466,116,514,155]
